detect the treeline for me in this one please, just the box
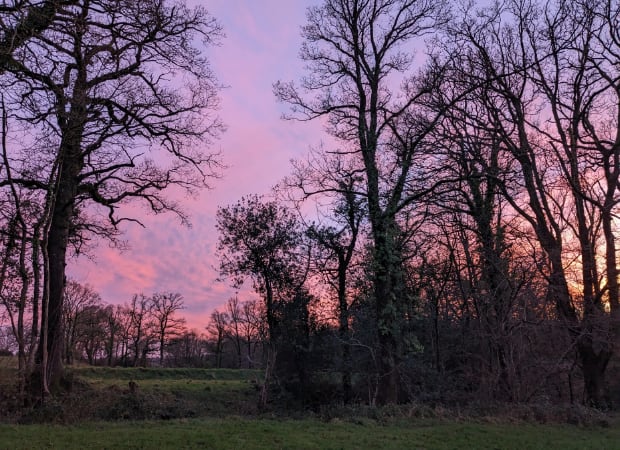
[211,0,620,410]
[2,0,620,411]
[0,283,270,370]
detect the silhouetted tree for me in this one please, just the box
[62,279,101,365]
[441,0,620,407]
[216,194,305,408]
[150,292,185,366]
[0,0,223,394]
[275,0,449,404]
[206,309,228,369]
[125,294,154,367]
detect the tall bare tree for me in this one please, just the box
[275,0,448,404]
[0,0,223,393]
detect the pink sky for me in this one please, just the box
[68,1,325,329]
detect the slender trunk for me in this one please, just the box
[337,255,352,403]
[258,344,277,411]
[17,226,28,392]
[159,333,165,366]
[264,279,276,342]
[107,332,114,366]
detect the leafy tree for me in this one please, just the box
[217,195,303,342]
[216,194,305,408]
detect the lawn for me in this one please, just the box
[0,418,618,449]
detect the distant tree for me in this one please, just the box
[150,292,185,366]
[224,296,244,368]
[102,304,124,366]
[62,280,101,365]
[75,304,108,365]
[125,294,154,367]
[205,309,228,369]
[167,329,208,367]
[240,298,266,369]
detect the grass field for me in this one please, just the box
[1,364,619,449]
[0,418,619,449]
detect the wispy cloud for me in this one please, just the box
[68,1,324,329]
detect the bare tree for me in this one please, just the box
[224,296,245,368]
[0,1,77,70]
[0,0,223,393]
[167,329,208,367]
[275,0,449,404]
[441,0,620,406]
[125,294,154,367]
[150,292,185,366]
[301,172,363,402]
[62,279,101,365]
[240,298,265,369]
[205,309,228,369]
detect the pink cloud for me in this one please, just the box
[68,2,325,330]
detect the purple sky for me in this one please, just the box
[68,1,325,329]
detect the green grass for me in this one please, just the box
[72,366,262,381]
[59,367,262,420]
[0,418,618,449]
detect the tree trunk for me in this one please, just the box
[32,57,87,390]
[258,344,277,411]
[37,153,80,390]
[337,255,353,403]
[580,344,611,409]
[373,219,403,405]
[159,334,165,366]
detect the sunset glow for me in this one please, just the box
[68,1,325,329]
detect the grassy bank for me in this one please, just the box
[1,365,618,449]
